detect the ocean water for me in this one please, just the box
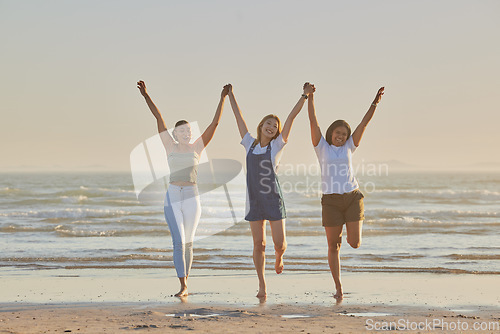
[0,171,499,276]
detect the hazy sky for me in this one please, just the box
[1,0,499,172]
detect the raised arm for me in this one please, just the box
[137,80,175,149]
[352,87,385,147]
[227,84,249,139]
[307,85,321,147]
[195,85,230,152]
[281,83,315,142]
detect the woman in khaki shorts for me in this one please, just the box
[306,83,385,299]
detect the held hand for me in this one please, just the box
[226,83,233,95]
[373,87,385,105]
[137,80,148,97]
[303,82,316,95]
[221,84,231,98]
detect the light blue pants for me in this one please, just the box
[164,184,201,278]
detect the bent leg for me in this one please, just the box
[269,219,287,274]
[325,225,343,299]
[250,220,266,297]
[345,220,363,249]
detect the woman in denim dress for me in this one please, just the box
[228,83,315,298]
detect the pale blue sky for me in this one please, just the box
[1,0,499,172]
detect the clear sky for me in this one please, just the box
[1,0,499,172]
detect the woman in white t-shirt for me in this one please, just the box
[227,83,315,299]
[308,85,385,299]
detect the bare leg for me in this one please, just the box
[325,226,344,299]
[270,219,287,274]
[346,220,363,249]
[250,220,266,298]
[175,277,188,297]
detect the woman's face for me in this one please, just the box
[260,118,279,140]
[331,126,348,147]
[174,124,192,144]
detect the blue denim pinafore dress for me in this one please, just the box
[245,141,286,221]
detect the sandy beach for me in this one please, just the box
[1,269,498,333]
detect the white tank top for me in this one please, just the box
[167,152,200,183]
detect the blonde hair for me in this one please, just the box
[254,114,282,146]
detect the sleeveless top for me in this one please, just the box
[167,152,200,183]
[244,142,286,221]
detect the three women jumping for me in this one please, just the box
[137,80,384,299]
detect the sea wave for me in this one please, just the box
[343,265,499,275]
[1,258,497,275]
[443,254,500,260]
[2,172,499,276]
[0,225,58,233]
[366,208,500,219]
[373,188,500,200]
[61,195,89,203]
[0,187,23,193]
[53,225,169,237]
[0,208,158,219]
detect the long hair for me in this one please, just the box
[325,120,351,146]
[254,114,282,146]
[172,120,189,142]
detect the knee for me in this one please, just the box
[328,240,342,253]
[253,240,266,253]
[274,240,287,253]
[348,238,361,249]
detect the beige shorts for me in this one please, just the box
[321,189,365,227]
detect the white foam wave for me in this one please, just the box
[0,208,156,219]
[96,187,136,194]
[0,186,28,195]
[54,225,169,237]
[0,225,56,233]
[60,195,88,203]
[367,208,500,219]
[1,187,20,192]
[50,186,136,200]
[367,217,443,225]
[373,189,500,200]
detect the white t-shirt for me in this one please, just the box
[314,135,359,194]
[240,132,286,173]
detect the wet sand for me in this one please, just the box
[1,270,498,333]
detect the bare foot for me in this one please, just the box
[256,289,267,298]
[258,295,267,305]
[174,286,188,297]
[275,253,284,274]
[333,288,343,299]
[256,281,267,298]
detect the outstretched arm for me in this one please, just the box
[137,80,175,149]
[195,85,230,151]
[307,85,322,147]
[352,87,385,147]
[281,83,315,142]
[227,84,249,139]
